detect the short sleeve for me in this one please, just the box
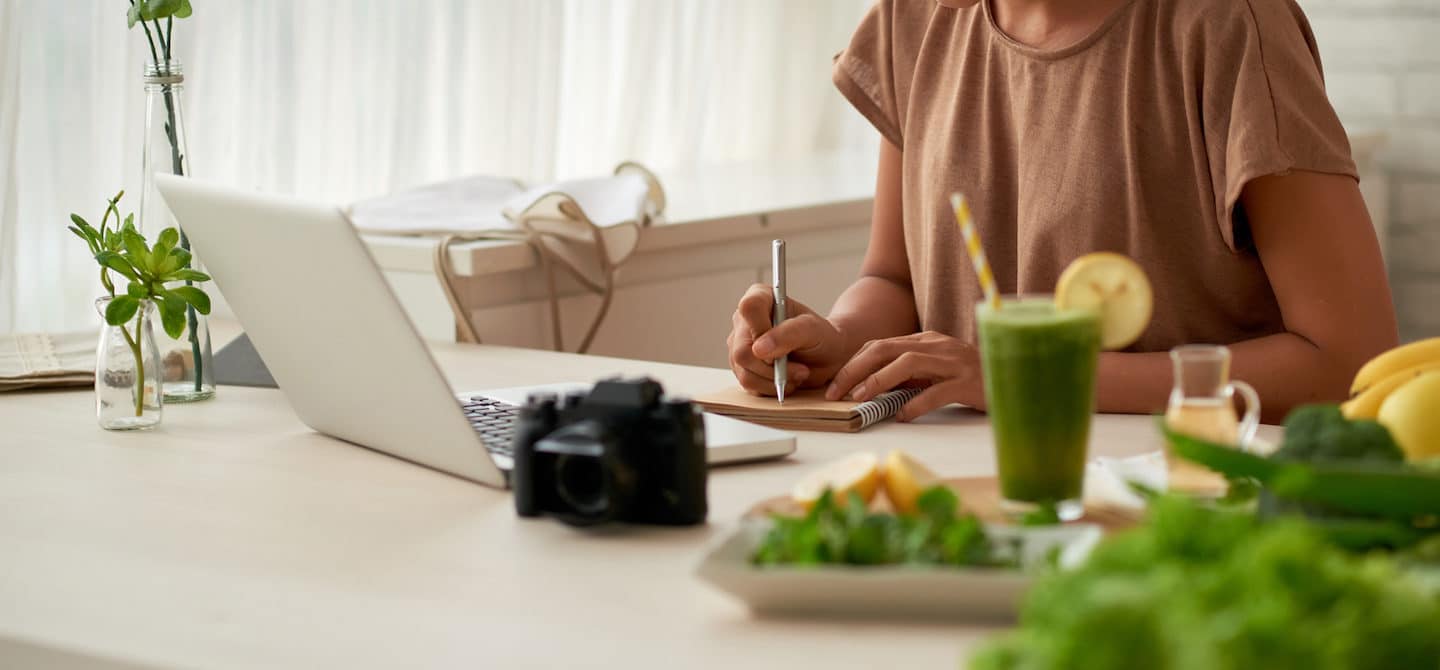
[833,1,906,149]
[1198,0,1357,251]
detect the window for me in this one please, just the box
[0,0,874,332]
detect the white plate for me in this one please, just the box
[695,520,1103,621]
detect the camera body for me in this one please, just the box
[511,377,708,527]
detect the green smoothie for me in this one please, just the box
[977,298,1100,518]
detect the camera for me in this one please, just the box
[511,377,708,527]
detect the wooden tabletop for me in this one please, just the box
[0,341,1271,669]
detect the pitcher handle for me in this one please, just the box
[1229,380,1261,451]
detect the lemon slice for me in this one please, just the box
[791,452,881,509]
[1055,252,1153,350]
[882,450,943,515]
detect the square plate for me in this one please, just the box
[696,520,1103,621]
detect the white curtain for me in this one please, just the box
[0,0,875,333]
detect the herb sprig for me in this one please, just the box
[752,486,1015,568]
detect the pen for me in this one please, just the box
[772,239,787,403]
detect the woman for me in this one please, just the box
[726,0,1396,424]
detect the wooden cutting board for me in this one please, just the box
[747,458,1231,535]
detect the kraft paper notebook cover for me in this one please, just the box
[693,387,922,433]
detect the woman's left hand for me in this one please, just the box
[824,331,985,421]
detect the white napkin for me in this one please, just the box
[1083,451,1170,512]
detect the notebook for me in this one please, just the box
[693,387,922,433]
[0,332,95,392]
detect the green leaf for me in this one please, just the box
[175,0,193,19]
[156,248,182,276]
[105,295,140,325]
[70,214,100,240]
[159,295,187,339]
[126,282,147,299]
[169,285,211,314]
[154,227,179,256]
[144,0,182,19]
[170,269,211,283]
[95,251,139,282]
[1020,503,1062,527]
[103,227,123,252]
[169,247,192,271]
[916,486,958,523]
[69,226,100,255]
[127,3,143,28]
[120,227,153,275]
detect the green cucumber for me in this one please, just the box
[1164,422,1440,520]
[1271,465,1440,519]
[1162,424,1286,481]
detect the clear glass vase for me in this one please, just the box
[95,297,163,431]
[140,58,215,402]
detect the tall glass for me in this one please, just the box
[140,59,215,403]
[977,296,1101,521]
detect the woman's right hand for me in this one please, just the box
[726,283,852,396]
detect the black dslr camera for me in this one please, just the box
[511,378,708,527]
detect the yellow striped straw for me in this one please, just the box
[950,193,1000,311]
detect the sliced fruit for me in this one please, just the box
[1342,360,1440,420]
[1377,371,1440,462]
[1351,337,1440,396]
[882,450,943,514]
[1054,252,1153,350]
[791,452,881,510]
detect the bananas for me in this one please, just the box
[1343,361,1440,420]
[1378,372,1440,462]
[1351,337,1440,397]
[1349,338,1440,460]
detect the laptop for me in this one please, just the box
[154,175,795,489]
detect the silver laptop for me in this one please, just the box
[155,175,795,489]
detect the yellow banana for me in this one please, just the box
[1378,372,1440,461]
[1351,337,1440,397]
[1342,361,1440,420]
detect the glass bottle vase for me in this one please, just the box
[95,297,163,431]
[139,59,215,402]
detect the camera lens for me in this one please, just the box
[555,454,610,518]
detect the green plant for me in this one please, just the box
[69,191,212,416]
[126,0,207,392]
[971,496,1440,670]
[1273,403,1404,463]
[751,486,1015,568]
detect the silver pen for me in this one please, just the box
[772,239,787,403]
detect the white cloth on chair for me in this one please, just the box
[346,164,665,353]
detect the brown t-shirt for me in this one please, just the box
[833,0,1356,351]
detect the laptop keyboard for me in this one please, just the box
[461,396,519,457]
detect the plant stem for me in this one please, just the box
[98,198,118,296]
[130,1,162,66]
[121,319,145,417]
[153,19,169,60]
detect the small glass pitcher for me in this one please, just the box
[1165,345,1259,449]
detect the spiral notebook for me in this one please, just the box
[693,387,922,433]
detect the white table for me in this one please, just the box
[0,341,1249,669]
